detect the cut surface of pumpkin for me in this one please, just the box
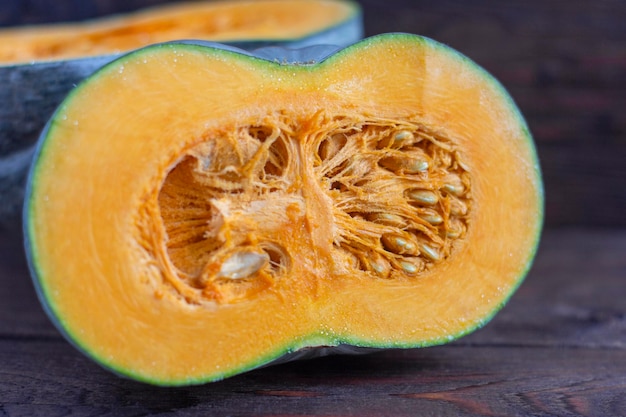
[0,0,361,64]
[25,34,543,385]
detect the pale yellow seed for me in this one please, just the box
[406,189,439,206]
[418,242,440,262]
[367,212,406,228]
[394,130,413,143]
[419,209,443,225]
[442,174,465,196]
[455,151,471,172]
[379,150,429,174]
[449,197,468,216]
[218,251,269,279]
[446,218,467,239]
[398,257,425,276]
[377,129,413,149]
[381,233,419,256]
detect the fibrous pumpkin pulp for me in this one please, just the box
[25,33,543,385]
[0,0,361,230]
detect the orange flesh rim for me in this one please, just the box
[27,34,543,385]
[0,0,356,64]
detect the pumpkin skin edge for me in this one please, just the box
[23,33,544,386]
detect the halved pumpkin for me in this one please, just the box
[0,0,361,227]
[0,0,361,64]
[25,33,543,385]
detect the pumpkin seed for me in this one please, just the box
[449,197,468,216]
[446,218,466,239]
[393,130,413,146]
[364,251,391,277]
[406,189,438,206]
[218,251,269,279]
[418,242,440,262]
[419,209,443,225]
[378,151,429,174]
[367,212,406,227]
[441,174,465,196]
[377,129,413,149]
[398,257,424,276]
[381,233,419,256]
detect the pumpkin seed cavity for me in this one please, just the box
[144,112,471,305]
[314,115,471,279]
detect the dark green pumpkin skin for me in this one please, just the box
[0,4,363,231]
[24,34,543,385]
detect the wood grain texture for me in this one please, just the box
[1,341,624,417]
[358,0,626,227]
[1,229,625,416]
[0,1,624,416]
[0,0,624,227]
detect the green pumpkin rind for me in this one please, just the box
[25,33,543,386]
[0,1,363,231]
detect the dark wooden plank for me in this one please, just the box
[0,229,59,339]
[1,340,624,417]
[7,222,626,402]
[0,1,624,414]
[1,0,625,228]
[1,229,625,416]
[360,0,626,228]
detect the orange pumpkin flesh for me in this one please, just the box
[0,0,360,64]
[25,34,543,385]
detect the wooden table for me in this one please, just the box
[1,228,624,416]
[1,1,625,416]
